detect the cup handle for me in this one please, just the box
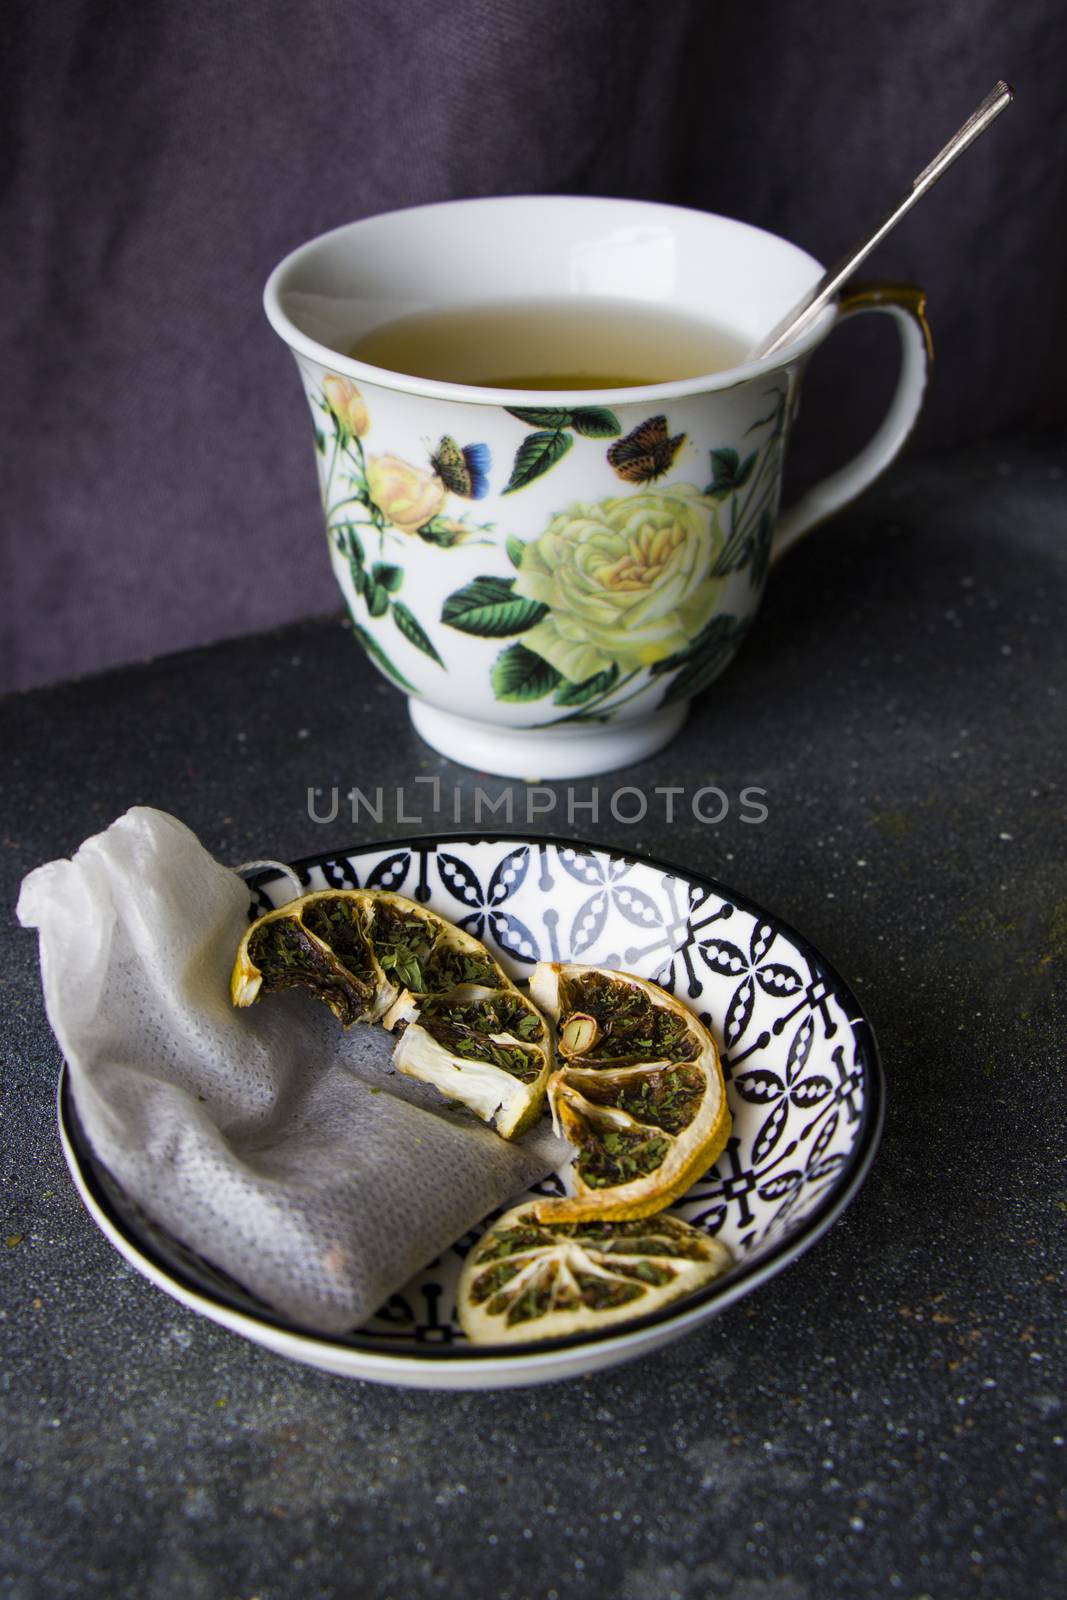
[771,283,933,565]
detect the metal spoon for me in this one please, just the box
[748,80,1014,361]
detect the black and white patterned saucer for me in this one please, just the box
[59,834,882,1389]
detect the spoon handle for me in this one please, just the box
[749,80,1014,361]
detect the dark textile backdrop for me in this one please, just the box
[2,0,1063,691]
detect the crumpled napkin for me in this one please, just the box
[17,807,563,1334]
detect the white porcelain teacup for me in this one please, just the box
[264,196,930,779]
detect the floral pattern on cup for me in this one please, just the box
[441,396,786,719]
[514,485,726,680]
[365,454,448,535]
[322,375,369,440]
[309,375,786,718]
[310,378,499,690]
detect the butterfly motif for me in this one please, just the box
[430,436,491,499]
[606,415,686,484]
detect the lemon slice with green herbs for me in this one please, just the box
[231,889,551,1136]
[527,962,731,1221]
[458,1204,732,1344]
[231,889,508,1023]
[391,983,553,1139]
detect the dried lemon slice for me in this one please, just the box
[369,895,509,1021]
[528,962,731,1222]
[458,1203,732,1344]
[231,889,507,1022]
[391,984,552,1139]
[230,889,549,1136]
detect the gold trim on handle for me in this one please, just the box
[838,283,934,364]
[771,278,934,560]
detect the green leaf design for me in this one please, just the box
[553,664,620,706]
[660,647,737,704]
[334,522,365,567]
[392,602,445,666]
[713,494,777,580]
[417,515,466,548]
[749,509,774,591]
[569,406,621,438]
[502,429,573,494]
[366,582,391,618]
[441,576,548,637]
[336,524,367,596]
[350,623,416,691]
[504,405,620,437]
[490,643,562,702]
[505,406,572,429]
[371,562,403,593]
[705,447,757,499]
[506,535,526,570]
[746,388,787,438]
[314,428,327,455]
[708,447,739,481]
[655,615,750,705]
[651,613,743,676]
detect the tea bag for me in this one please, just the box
[17,807,563,1334]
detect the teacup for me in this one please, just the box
[264,196,930,779]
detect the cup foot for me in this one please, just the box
[408,700,689,780]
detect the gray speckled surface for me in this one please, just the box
[2,435,1065,1599]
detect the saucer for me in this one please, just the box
[59,833,883,1389]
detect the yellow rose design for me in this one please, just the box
[322,375,369,439]
[366,454,447,536]
[513,485,726,682]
